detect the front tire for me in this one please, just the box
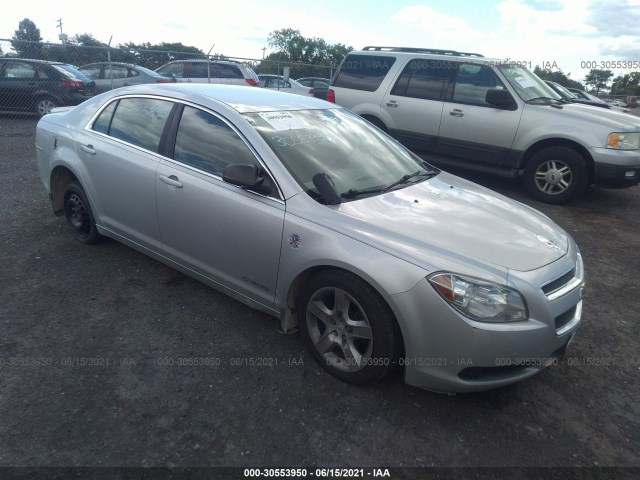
[63,182,101,244]
[298,270,401,385]
[523,146,588,204]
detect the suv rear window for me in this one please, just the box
[212,64,242,79]
[391,59,454,100]
[333,54,396,92]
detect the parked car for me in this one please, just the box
[155,59,259,86]
[296,77,331,99]
[566,87,630,113]
[0,58,96,116]
[79,62,173,93]
[258,74,314,96]
[329,46,640,204]
[545,81,631,113]
[36,83,584,393]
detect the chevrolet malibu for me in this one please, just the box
[36,84,584,393]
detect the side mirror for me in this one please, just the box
[486,89,517,110]
[223,164,264,189]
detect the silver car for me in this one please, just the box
[79,62,173,93]
[35,84,584,393]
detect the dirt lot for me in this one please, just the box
[0,114,638,478]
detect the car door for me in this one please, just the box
[0,60,39,111]
[77,96,176,251]
[98,64,129,91]
[437,63,522,165]
[381,58,453,155]
[156,105,285,306]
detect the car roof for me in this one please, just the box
[116,83,337,113]
[81,62,136,68]
[348,48,508,66]
[0,58,67,66]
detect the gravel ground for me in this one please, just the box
[0,114,638,479]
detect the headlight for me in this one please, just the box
[428,273,528,322]
[607,132,640,150]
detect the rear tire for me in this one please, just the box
[297,270,401,385]
[35,97,58,117]
[523,146,588,204]
[361,115,388,133]
[63,182,101,244]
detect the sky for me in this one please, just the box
[1,0,639,83]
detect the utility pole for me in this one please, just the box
[56,18,63,40]
[262,46,266,59]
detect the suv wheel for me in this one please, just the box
[523,146,588,204]
[35,97,58,117]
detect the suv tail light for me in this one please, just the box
[309,88,315,96]
[156,79,171,83]
[245,78,258,86]
[326,89,335,103]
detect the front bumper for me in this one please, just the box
[390,252,584,393]
[591,147,640,188]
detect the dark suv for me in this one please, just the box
[0,58,96,116]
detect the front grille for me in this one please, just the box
[542,268,575,296]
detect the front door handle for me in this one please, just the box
[159,175,183,188]
[386,100,399,107]
[81,144,96,155]
[449,109,464,117]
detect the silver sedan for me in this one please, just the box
[35,84,584,393]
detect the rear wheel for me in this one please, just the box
[523,146,588,204]
[63,182,101,244]
[298,270,401,385]
[35,97,58,117]
[361,115,388,133]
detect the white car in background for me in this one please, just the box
[258,74,313,96]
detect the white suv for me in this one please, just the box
[155,59,259,87]
[330,46,640,204]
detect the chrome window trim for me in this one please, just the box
[83,94,285,202]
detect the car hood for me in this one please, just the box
[329,172,568,272]
[548,102,640,128]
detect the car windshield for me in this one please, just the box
[498,65,562,103]
[580,90,603,102]
[52,64,92,82]
[244,109,437,200]
[136,65,165,77]
[552,83,577,99]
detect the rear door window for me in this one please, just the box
[93,97,174,152]
[391,59,454,100]
[333,54,396,92]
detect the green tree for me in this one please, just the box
[115,42,204,69]
[11,18,43,58]
[257,28,352,78]
[584,69,614,94]
[533,67,584,90]
[610,72,640,96]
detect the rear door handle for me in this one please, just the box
[159,175,183,188]
[81,144,96,155]
[449,109,464,117]
[386,100,399,107]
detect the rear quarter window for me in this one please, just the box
[333,54,396,92]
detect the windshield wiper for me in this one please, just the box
[341,170,438,199]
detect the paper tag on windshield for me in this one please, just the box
[259,112,306,131]
[514,75,536,88]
